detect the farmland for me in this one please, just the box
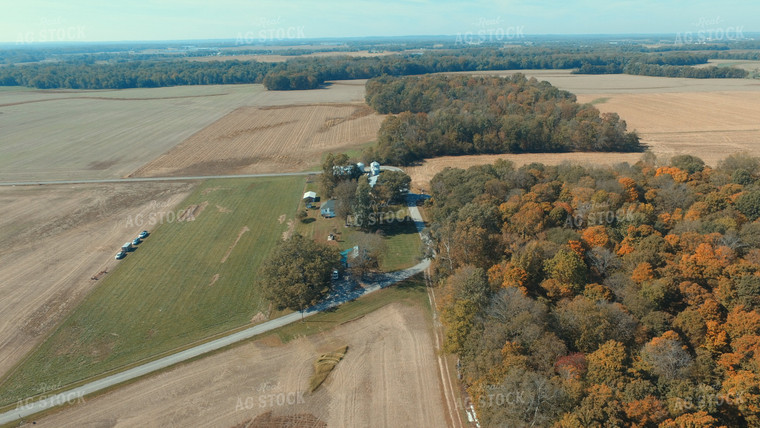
[406,70,760,190]
[0,176,304,406]
[0,182,194,381]
[132,103,384,177]
[0,80,374,182]
[30,282,448,428]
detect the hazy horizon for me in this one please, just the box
[2,1,758,44]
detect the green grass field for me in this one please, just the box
[0,176,303,406]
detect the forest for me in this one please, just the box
[364,74,643,165]
[428,153,760,427]
[0,45,751,90]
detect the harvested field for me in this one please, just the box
[0,81,371,182]
[575,91,760,167]
[0,182,194,380]
[31,302,447,428]
[407,71,760,190]
[132,103,384,177]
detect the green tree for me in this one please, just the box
[320,152,352,198]
[351,179,374,230]
[375,170,412,204]
[736,190,760,221]
[259,234,341,313]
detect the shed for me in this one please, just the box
[320,199,336,218]
[303,191,317,201]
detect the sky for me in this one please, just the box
[1,0,758,44]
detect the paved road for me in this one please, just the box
[0,260,429,425]
[0,192,431,425]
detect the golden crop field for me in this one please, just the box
[131,103,384,177]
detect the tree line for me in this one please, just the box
[427,152,760,426]
[0,45,750,90]
[364,74,643,166]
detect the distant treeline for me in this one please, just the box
[0,60,274,89]
[364,74,643,165]
[573,52,749,78]
[0,46,751,90]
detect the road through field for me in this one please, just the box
[0,192,430,426]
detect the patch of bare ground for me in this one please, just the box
[0,182,194,378]
[33,303,447,428]
[130,103,384,177]
[575,91,760,167]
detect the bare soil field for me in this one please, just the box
[131,103,384,177]
[576,90,760,167]
[698,59,760,73]
[0,81,370,182]
[32,303,447,428]
[407,71,760,190]
[0,182,193,379]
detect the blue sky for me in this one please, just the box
[2,0,758,43]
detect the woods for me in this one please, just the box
[429,153,760,426]
[365,74,643,165]
[0,43,750,90]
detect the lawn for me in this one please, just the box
[295,180,422,272]
[0,176,304,406]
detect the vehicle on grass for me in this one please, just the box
[115,251,126,260]
[139,230,149,239]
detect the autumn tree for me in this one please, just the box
[439,266,490,353]
[333,179,358,221]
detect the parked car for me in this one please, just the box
[139,230,149,239]
[332,269,340,280]
[132,237,141,246]
[115,251,126,260]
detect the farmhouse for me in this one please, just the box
[321,199,336,218]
